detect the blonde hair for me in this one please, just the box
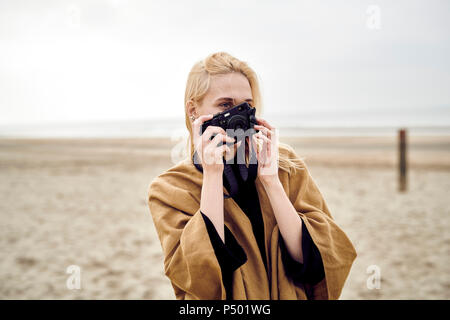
[184,51,303,174]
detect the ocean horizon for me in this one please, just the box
[1,106,450,138]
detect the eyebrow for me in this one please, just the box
[214,97,253,104]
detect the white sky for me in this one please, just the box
[0,0,449,125]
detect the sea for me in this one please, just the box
[1,106,449,138]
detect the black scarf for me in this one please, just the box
[192,137,258,199]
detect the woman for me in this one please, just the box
[147,52,357,300]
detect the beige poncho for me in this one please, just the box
[147,144,357,299]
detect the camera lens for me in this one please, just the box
[227,114,247,132]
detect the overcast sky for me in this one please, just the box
[0,0,449,125]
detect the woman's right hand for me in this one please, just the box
[192,114,237,175]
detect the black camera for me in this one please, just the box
[200,102,258,142]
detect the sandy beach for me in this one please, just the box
[0,135,449,299]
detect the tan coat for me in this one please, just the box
[147,144,357,300]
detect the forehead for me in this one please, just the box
[206,72,252,100]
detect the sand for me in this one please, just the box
[0,135,449,299]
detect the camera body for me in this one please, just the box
[200,102,258,141]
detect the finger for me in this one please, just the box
[259,134,270,160]
[209,132,234,148]
[256,126,279,153]
[254,125,273,138]
[259,137,268,163]
[257,133,271,144]
[220,134,236,146]
[252,134,262,157]
[254,133,272,162]
[226,135,236,145]
[254,126,272,142]
[255,116,274,130]
[192,114,214,141]
[255,117,274,130]
[204,142,231,163]
[202,126,227,144]
[217,144,231,156]
[224,139,241,162]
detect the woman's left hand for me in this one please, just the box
[249,117,280,186]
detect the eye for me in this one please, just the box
[219,102,233,108]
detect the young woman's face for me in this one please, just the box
[196,72,254,160]
[197,72,253,117]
